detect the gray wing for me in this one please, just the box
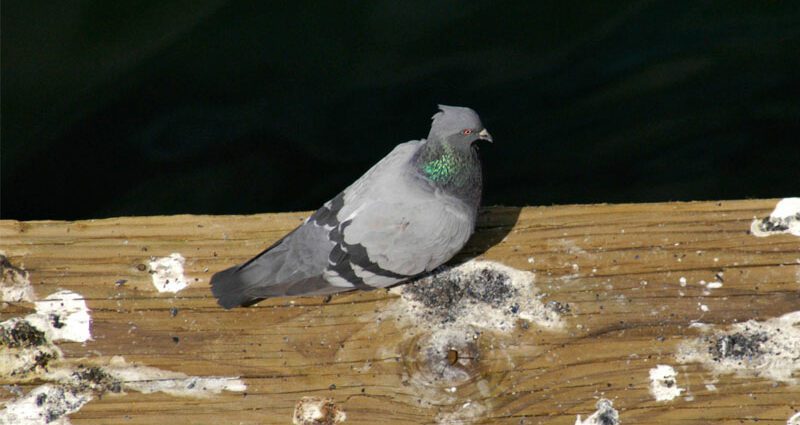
[321,142,477,289]
[210,140,428,308]
[323,194,475,289]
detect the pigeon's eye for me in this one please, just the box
[462,129,473,135]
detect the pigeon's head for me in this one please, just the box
[429,105,492,145]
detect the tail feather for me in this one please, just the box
[210,266,262,309]
[210,264,349,308]
[210,223,345,308]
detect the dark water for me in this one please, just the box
[2,1,798,220]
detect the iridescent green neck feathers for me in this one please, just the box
[414,138,481,198]
[422,152,459,182]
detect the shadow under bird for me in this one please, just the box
[211,105,492,308]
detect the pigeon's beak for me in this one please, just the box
[478,128,493,143]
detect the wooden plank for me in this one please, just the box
[1,199,799,424]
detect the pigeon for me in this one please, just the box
[211,105,492,308]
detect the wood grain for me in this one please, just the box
[1,199,799,424]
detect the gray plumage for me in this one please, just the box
[211,105,492,308]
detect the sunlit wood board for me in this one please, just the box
[1,199,799,424]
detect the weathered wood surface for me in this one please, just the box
[1,199,799,424]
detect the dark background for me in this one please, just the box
[2,1,798,220]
